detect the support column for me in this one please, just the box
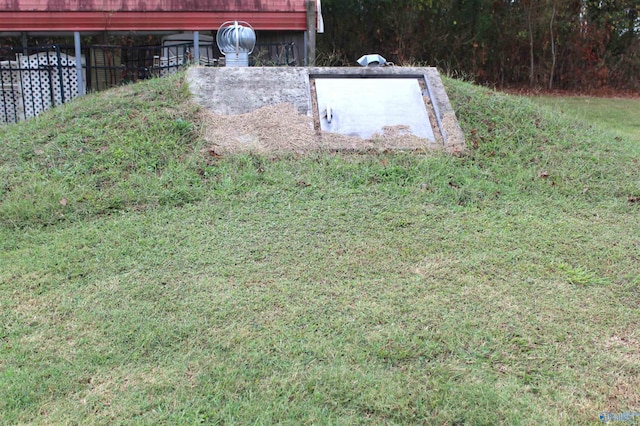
[21,32,28,56]
[193,31,200,65]
[74,32,85,96]
[306,0,316,67]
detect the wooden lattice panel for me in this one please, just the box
[0,62,24,124]
[18,52,85,119]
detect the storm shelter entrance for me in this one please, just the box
[313,76,436,141]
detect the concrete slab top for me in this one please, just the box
[187,67,312,116]
[186,66,465,152]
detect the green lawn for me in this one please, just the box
[530,96,640,142]
[1,74,639,424]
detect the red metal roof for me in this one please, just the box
[0,0,306,12]
[0,1,309,31]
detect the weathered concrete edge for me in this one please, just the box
[186,66,312,116]
[422,68,466,153]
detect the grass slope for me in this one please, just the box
[531,96,640,142]
[1,73,639,425]
[0,75,204,227]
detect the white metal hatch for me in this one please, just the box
[314,77,436,141]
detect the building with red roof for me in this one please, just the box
[0,0,314,32]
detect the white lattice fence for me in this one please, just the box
[153,55,185,77]
[17,52,86,119]
[0,61,24,124]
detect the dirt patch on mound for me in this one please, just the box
[198,103,443,156]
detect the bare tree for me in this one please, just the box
[549,0,558,89]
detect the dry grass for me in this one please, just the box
[198,102,442,155]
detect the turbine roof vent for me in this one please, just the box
[216,21,256,67]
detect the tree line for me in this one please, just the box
[317,0,640,91]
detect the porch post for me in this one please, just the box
[193,31,200,65]
[21,32,28,56]
[74,32,85,96]
[306,0,316,66]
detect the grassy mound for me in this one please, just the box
[1,73,637,229]
[0,73,205,227]
[1,72,638,424]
